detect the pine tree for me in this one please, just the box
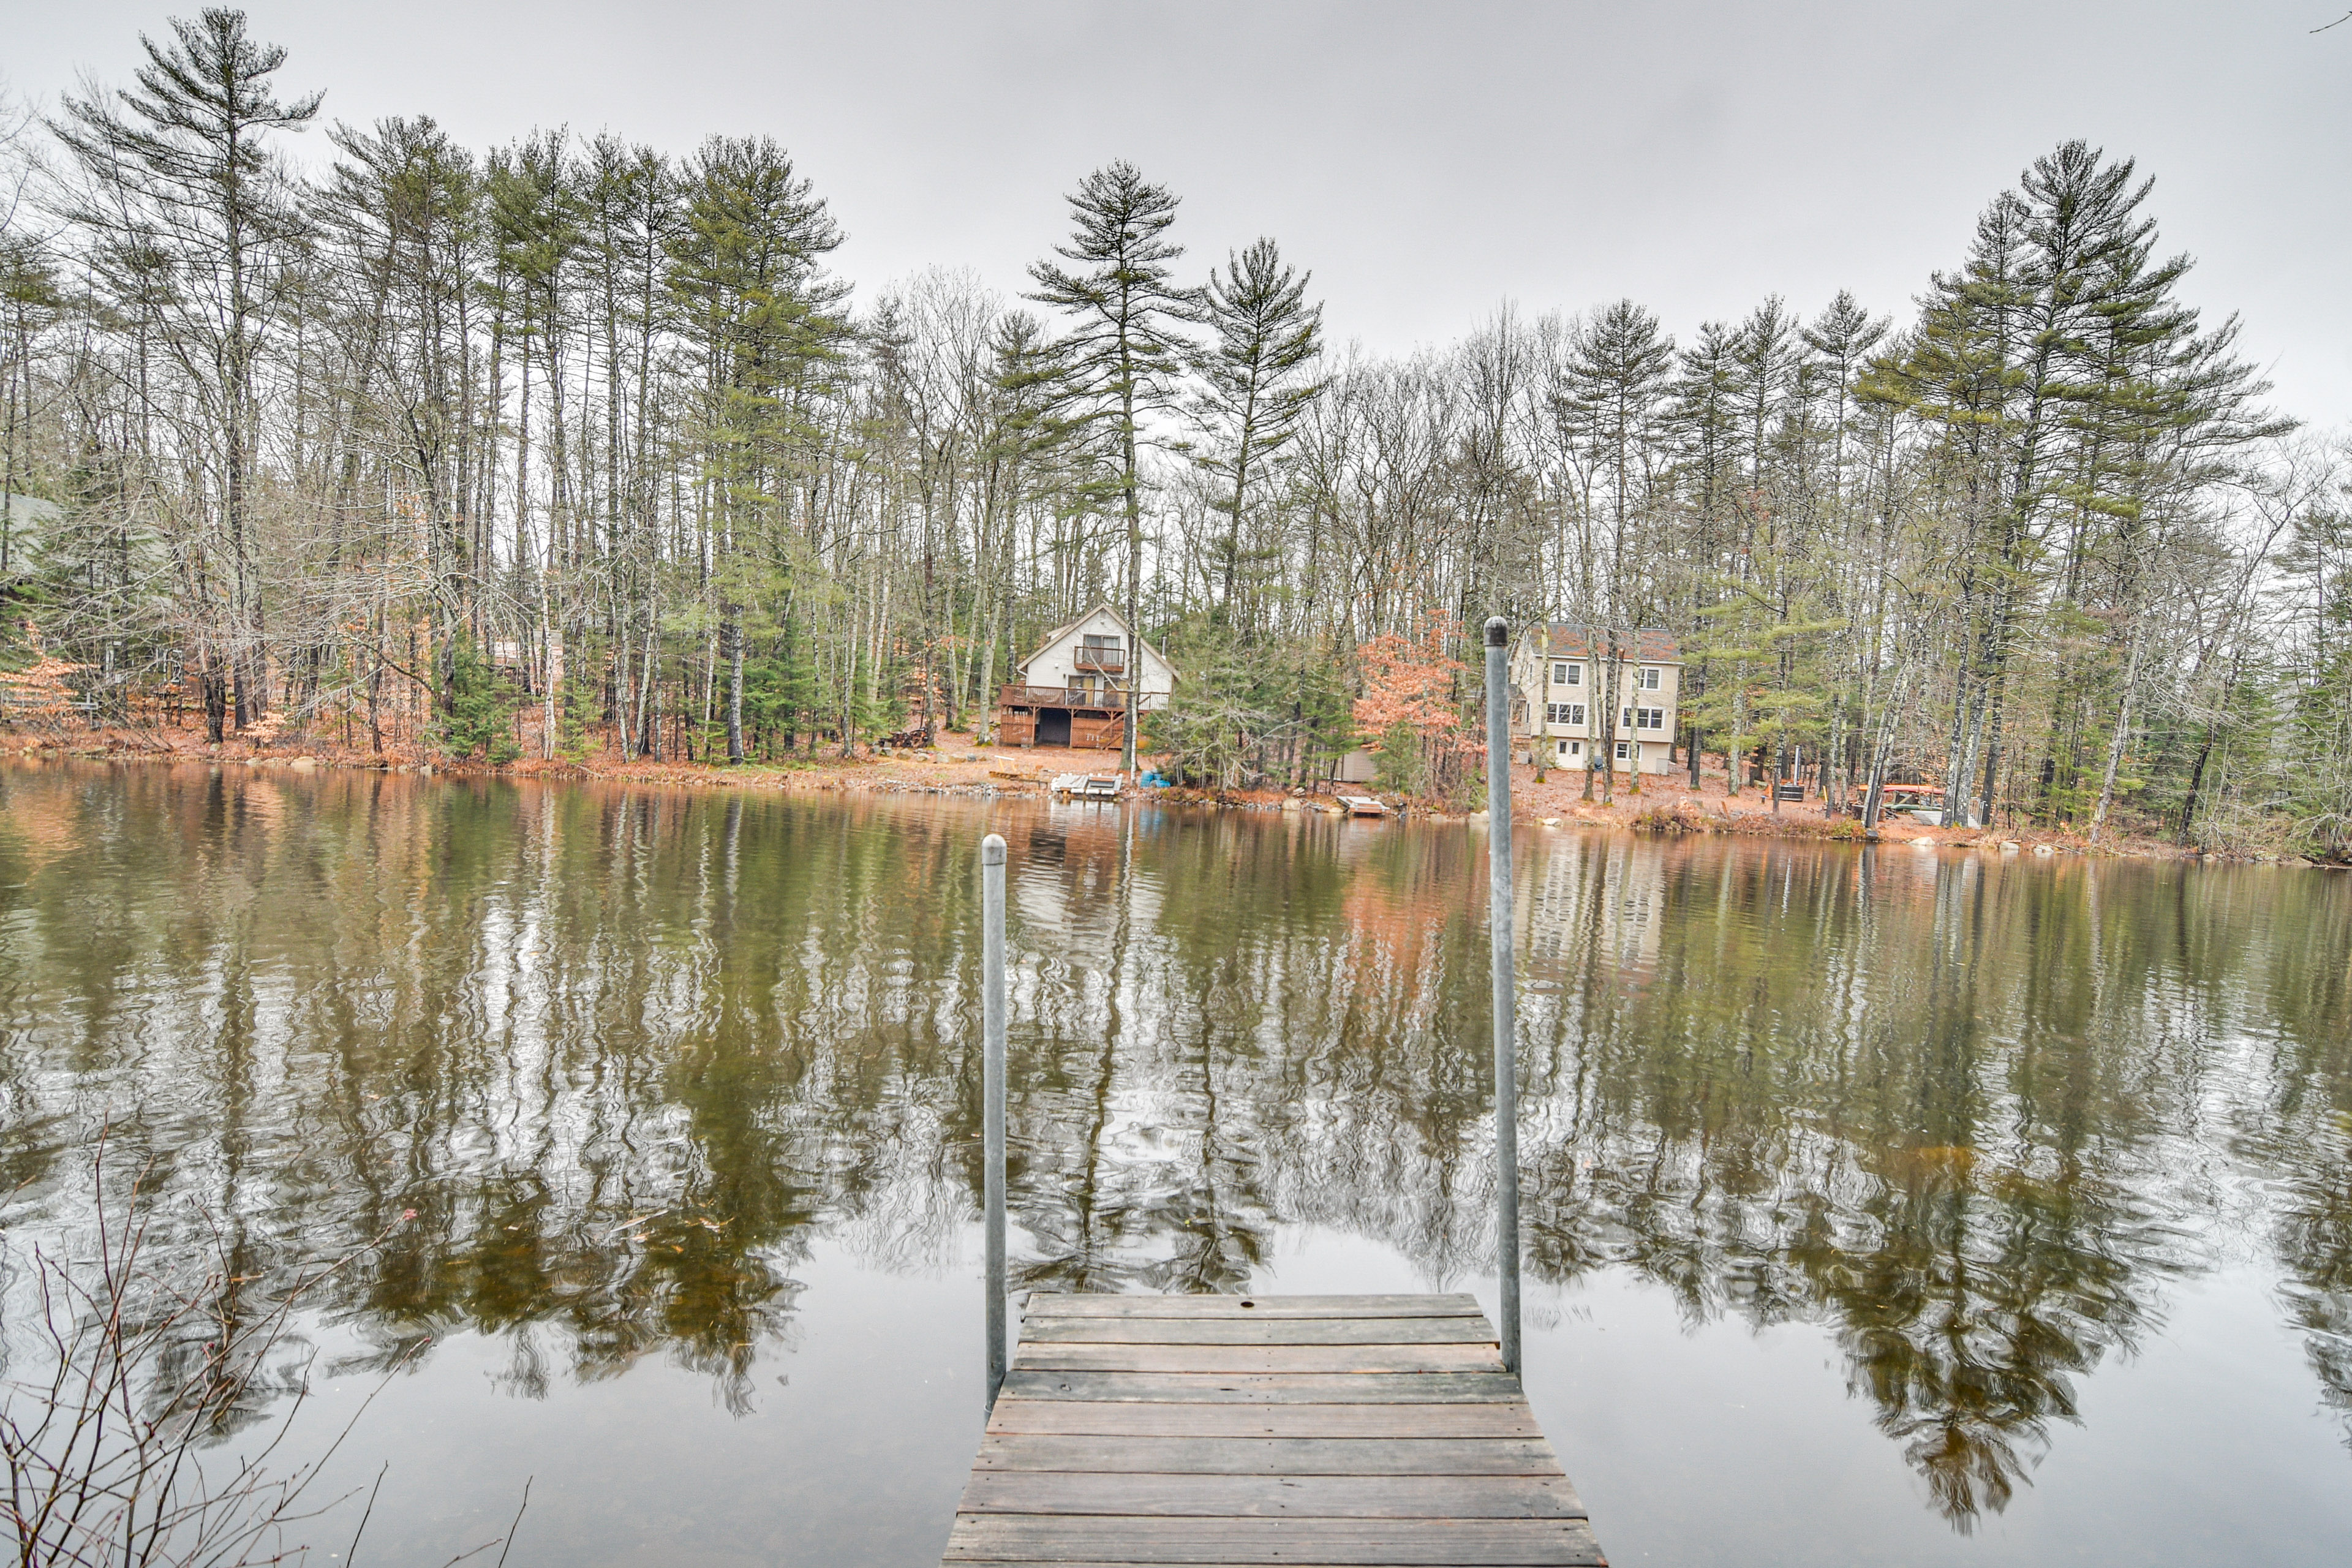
[436,630,519,762]
[1799,292,1890,812]
[1667,318,1742,787]
[2286,496,2352,856]
[1028,161,1200,774]
[484,130,582,756]
[1879,142,2283,829]
[317,115,483,690]
[666,135,848,763]
[1,238,62,587]
[1194,237,1323,627]
[1151,617,1277,788]
[56,7,322,738]
[1566,300,1672,799]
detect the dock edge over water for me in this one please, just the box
[941,1292,1605,1567]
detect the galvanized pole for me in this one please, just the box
[1483,617,1522,1376]
[981,833,1009,1410]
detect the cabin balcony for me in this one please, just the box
[998,682,1126,713]
[1071,649,1126,674]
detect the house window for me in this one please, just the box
[1622,707,1633,730]
[1636,707,1665,731]
[1553,662,1581,686]
[1615,741,1630,761]
[1545,701,1586,726]
[1078,633,1125,674]
[1556,739,1570,758]
[1637,667,1662,691]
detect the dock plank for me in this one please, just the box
[986,1401,1544,1438]
[1011,1341,1507,1374]
[943,1515,1604,1565]
[973,1434,1566,1475]
[1021,1315,1498,1346]
[994,1370,1526,1404]
[943,1294,1605,1567]
[959,1473,1584,1518]
[1022,1293,1485,1320]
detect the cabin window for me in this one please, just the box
[1615,741,1631,761]
[1638,666,1662,691]
[1636,707,1665,731]
[1545,701,1586,726]
[1553,663,1581,686]
[1622,707,1633,729]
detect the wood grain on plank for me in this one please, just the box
[941,1515,1605,1565]
[1022,1315,1499,1347]
[985,1400,1544,1439]
[973,1433,1567,1476]
[957,1472,1582,1520]
[1023,1293,1485,1319]
[945,1295,1603,1568]
[1011,1341,1507,1374]
[993,1370,1526,1404]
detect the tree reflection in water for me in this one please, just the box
[0,763,2346,1532]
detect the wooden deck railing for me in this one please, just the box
[998,684,1126,711]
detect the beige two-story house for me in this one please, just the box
[1509,625,1683,775]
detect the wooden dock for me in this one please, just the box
[940,1292,1604,1567]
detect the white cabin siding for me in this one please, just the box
[1017,607,1175,710]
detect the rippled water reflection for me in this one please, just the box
[2,761,2348,1565]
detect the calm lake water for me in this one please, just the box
[2,760,2349,1566]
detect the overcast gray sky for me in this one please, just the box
[10,1,2348,423]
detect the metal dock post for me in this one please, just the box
[1483,616,1521,1376]
[981,832,1008,1410]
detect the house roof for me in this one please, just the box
[1526,624,1682,663]
[1015,601,1178,680]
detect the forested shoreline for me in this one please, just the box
[2,10,2347,853]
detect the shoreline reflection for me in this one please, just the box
[1,762,2346,1539]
